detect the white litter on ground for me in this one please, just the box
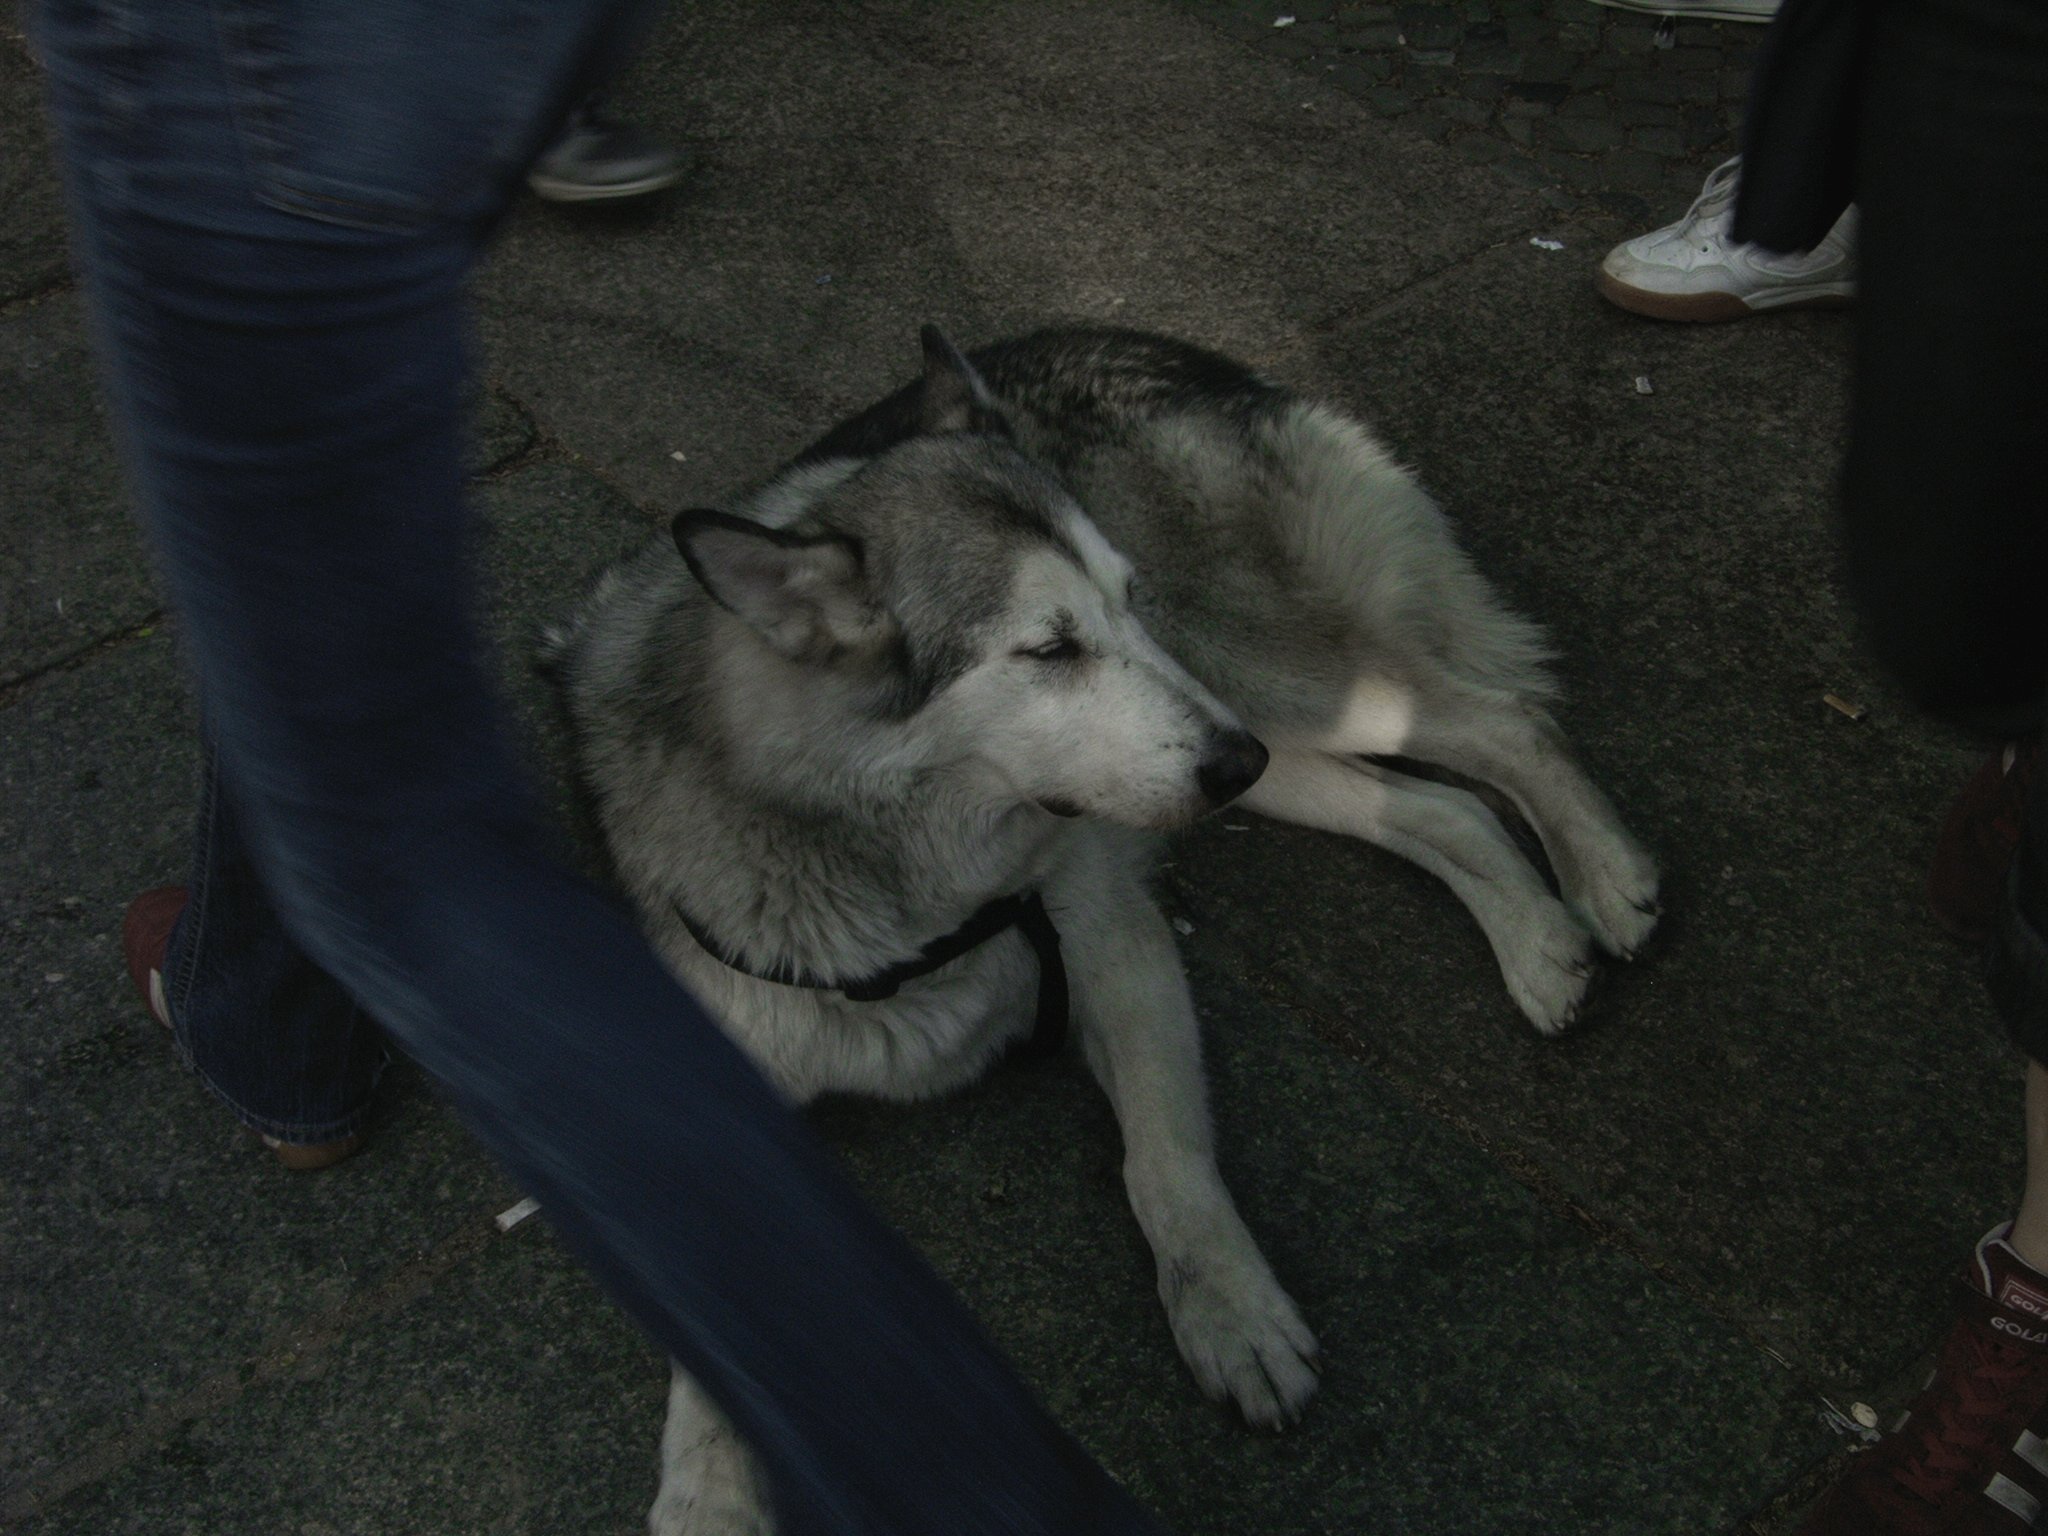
[1530,237,1565,251]
[1172,917,1196,936]
[1634,375,1654,395]
[495,1197,541,1233]
[1819,1396,1883,1446]
[1273,14,1297,26]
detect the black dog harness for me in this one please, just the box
[671,891,1069,1057]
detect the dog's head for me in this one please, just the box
[671,326,1266,829]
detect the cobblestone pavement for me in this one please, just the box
[1177,0,1768,227]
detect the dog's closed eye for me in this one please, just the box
[1016,636,1084,663]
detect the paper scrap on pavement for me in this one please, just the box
[495,1197,541,1233]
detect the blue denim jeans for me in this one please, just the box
[33,3,1166,1530]
[166,742,388,1142]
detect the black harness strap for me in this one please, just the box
[671,891,1069,1057]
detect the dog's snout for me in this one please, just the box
[1197,730,1269,807]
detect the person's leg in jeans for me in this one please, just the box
[35,3,1167,1531]
[1791,0,2048,1531]
[160,745,386,1146]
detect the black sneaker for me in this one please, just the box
[527,95,691,204]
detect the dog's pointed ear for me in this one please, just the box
[918,324,1010,438]
[672,509,893,664]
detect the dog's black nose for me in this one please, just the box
[1197,730,1269,807]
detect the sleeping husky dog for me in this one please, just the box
[546,326,1659,1534]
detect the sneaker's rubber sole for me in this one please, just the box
[1595,268,1856,322]
[1582,0,1780,21]
[250,1128,366,1172]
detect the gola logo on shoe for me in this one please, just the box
[1992,1315,2048,1346]
[2001,1276,2048,1323]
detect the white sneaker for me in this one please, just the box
[1596,156,1858,322]
[1583,0,1780,20]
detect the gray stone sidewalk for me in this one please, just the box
[1,3,2013,1534]
[1184,0,1764,223]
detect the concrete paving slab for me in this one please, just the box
[0,296,158,687]
[1172,0,1768,227]
[0,32,69,305]
[0,462,648,1501]
[17,1222,659,1536]
[1159,232,2018,1390]
[824,961,1830,1534]
[475,0,1556,508]
[14,963,1824,1534]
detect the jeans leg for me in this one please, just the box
[164,740,385,1142]
[34,4,1166,1532]
[1994,722,2048,1060]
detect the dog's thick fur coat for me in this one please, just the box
[545,327,1659,1535]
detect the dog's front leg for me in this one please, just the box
[649,1365,773,1536]
[1049,835,1319,1428]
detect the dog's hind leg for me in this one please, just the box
[1293,677,1660,963]
[1238,750,1601,1035]
[1048,830,1320,1429]
[649,1366,773,1536]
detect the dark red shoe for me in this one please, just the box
[121,885,188,1029]
[1799,1227,2048,1534]
[1930,744,2040,947]
[120,887,364,1172]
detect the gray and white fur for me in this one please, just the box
[545,326,1660,1535]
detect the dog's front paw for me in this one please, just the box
[1160,1246,1320,1429]
[1499,897,1600,1036]
[1566,834,1661,962]
[648,1451,772,1536]
[651,1372,773,1536]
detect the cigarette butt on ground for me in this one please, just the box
[494,1197,541,1233]
[1824,692,1869,722]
